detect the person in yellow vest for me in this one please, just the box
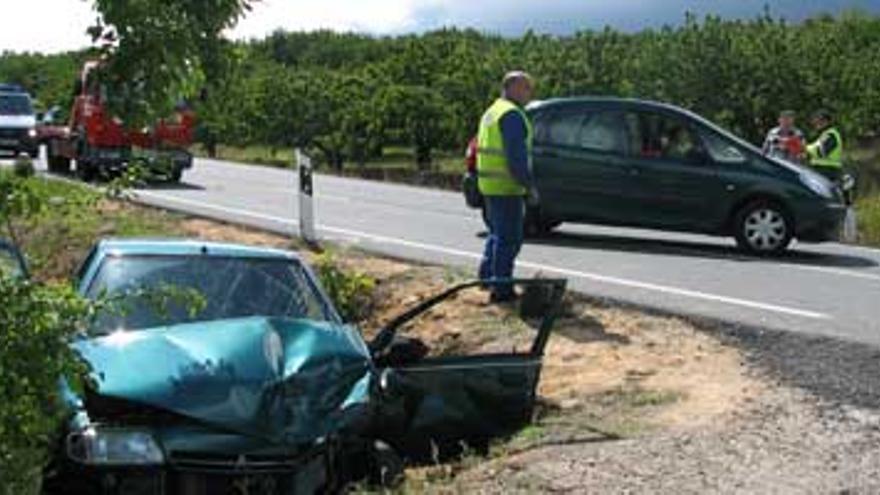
[806,109,844,182]
[476,71,536,303]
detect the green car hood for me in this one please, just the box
[72,317,374,445]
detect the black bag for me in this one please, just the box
[462,173,484,209]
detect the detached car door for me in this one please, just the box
[0,240,27,278]
[369,279,566,460]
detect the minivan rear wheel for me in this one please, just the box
[734,200,793,255]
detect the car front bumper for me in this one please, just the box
[0,128,37,155]
[49,443,333,495]
[796,202,847,243]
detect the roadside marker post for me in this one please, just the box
[296,148,319,247]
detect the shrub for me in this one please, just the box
[0,276,90,495]
[12,156,35,179]
[314,252,377,323]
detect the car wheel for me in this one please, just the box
[367,441,404,488]
[734,200,793,255]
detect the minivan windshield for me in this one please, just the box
[0,94,34,116]
[87,255,334,334]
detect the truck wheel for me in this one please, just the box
[733,200,793,255]
[47,153,71,175]
[76,161,96,182]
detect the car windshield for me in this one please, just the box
[87,255,334,334]
[0,94,34,116]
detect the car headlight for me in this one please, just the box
[67,427,164,465]
[28,128,37,138]
[801,173,833,199]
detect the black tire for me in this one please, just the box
[168,166,183,183]
[47,153,71,175]
[367,441,404,488]
[733,200,793,255]
[76,160,96,182]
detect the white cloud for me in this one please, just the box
[230,0,421,39]
[2,0,879,54]
[1,0,96,53]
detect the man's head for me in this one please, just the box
[502,71,534,106]
[778,110,796,130]
[811,109,832,130]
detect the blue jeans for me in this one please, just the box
[479,196,524,298]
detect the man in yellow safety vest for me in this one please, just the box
[806,109,844,182]
[476,71,536,303]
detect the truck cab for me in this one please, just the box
[46,62,196,182]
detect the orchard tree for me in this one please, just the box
[89,0,256,124]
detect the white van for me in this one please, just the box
[0,85,38,158]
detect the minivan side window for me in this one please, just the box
[540,110,625,154]
[624,112,702,162]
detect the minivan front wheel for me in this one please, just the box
[734,200,793,254]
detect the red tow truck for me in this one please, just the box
[46,61,196,182]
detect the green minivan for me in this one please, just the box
[465,97,847,254]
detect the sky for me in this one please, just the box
[3,0,879,54]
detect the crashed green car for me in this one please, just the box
[0,239,565,494]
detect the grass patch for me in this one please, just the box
[193,144,463,173]
[8,175,185,281]
[856,193,880,247]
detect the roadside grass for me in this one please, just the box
[9,175,185,281]
[857,193,880,247]
[192,144,462,174]
[849,139,880,248]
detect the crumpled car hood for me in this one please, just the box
[72,317,374,445]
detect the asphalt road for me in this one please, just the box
[11,154,880,346]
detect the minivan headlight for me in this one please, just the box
[801,173,833,199]
[67,427,164,465]
[28,128,37,138]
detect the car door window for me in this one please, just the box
[702,131,747,164]
[542,111,625,155]
[625,112,702,162]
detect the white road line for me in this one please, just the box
[789,264,880,283]
[133,190,832,321]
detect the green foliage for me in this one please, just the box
[6,12,880,167]
[87,0,254,125]
[0,173,96,494]
[13,156,35,179]
[0,275,92,495]
[314,252,377,323]
[0,51,82,117]
[856,193,880,247]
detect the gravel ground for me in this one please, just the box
[446,324,880,494]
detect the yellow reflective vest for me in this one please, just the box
[807,127,843,169]
[476,98,532,196]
